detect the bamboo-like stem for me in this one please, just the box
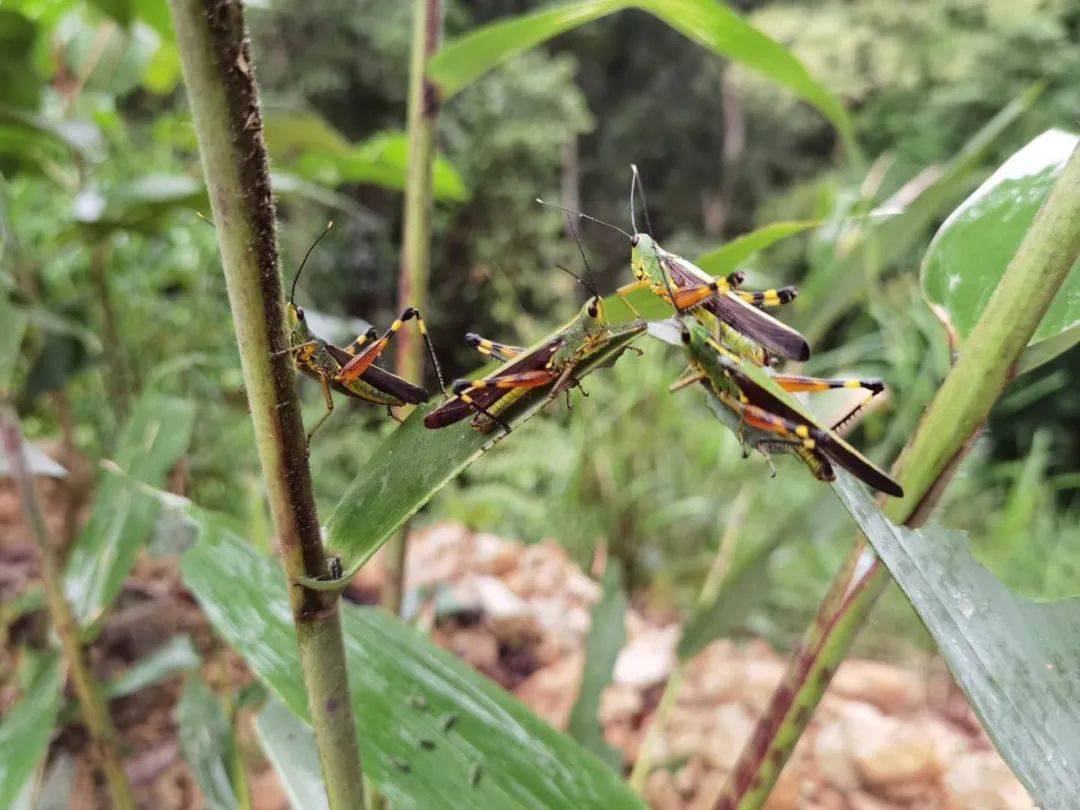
[0,403,135,810]
[166,1,365,806]
[716,144,1080,810]
[383,0,444,615]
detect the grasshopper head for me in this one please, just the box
[629,233,659,281]
[286,301,311,342]
[581,294,606,333]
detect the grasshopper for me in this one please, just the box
[664,300,901,496]
[281,223,445,439]
[539,166,809,364]
[425,217,645,434]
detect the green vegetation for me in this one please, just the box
[1,0,1077,807]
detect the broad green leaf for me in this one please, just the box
[832,471,1080,807]
[798,83,1045,340]
[567,562,625,771]
[322,322,645,585]
[922,129,1080,373]
[0,652,64,808]
[176,673,237,810]
[255,700,330,810]
[428,0,853,148]
[264,112,468,202]
[182,527,647,809]
[64,393,195,629]
[694,220,819,278]
[74,174,208,232]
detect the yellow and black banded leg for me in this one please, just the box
[337,307,446,391]
[716,390,822,452]
[305,373,336,442]
[770,375,885,432]
[451,370,559,434]
[465,333,524,362]
[733,285,798,309]
[755,439,836,482]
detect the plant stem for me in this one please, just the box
[90,239,132,424]
[716,143,1080,810]
[0,403,135,810]
[383,0,444,615]
[166,1,365,806]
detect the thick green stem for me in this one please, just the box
[717,144,1080,810]
[383,0,443,614]
[166,1,364,806]
[0,403,134,810]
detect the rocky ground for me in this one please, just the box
[1,480,1032,808]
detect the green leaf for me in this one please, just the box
[64,393,195,629]
[107,635,200,700]
[321,322,645,586]
[567,562,625,771]
[0,652,64,808]
[428,0,631,100]
[922,129,1080,373]
[428,0,853,148]
[181,526,647,809]
[264,111,468,202]
[798,83,1045,340]
[176,673,237,810]
[255,700,330,810]
[88,0,136,27]
[694,220,819,278]
[832,471,1080,807]
[75,174,209,232]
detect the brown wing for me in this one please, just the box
[324,342,428,404]
[661,254,810,361]
[424,339,563,429]
[717,354,903,497]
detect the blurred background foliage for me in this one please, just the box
[2,0,1077,658]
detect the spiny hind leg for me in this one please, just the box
[451,369,559,434]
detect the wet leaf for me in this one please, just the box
[255,700,329,810]
[922,129,1080,373]
[182,525,647,809]
[833,471,1080,807]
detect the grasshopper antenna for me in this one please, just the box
[195,211,215,228]
[630,164,653,235]
[563,214,601,299]
[536,198,633,240]
[289,221,334,304]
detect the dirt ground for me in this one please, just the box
[0,481,1032,809]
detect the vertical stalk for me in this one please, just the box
[166,1,365,806]
[90,240,132,423]
[715,144,1080,809]
[0,403,135,810]
[383,0,443,614]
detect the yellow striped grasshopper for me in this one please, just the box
[653,258,901,495]
[425,217,646,434]
[281,223,445,439]
[539,166,809,365]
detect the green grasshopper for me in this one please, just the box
[425,217,645,434]
[539,167,809,365]
[657,263,901,495]
[281,223,445,439]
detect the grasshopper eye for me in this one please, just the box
[296,307,306,321]
[631,235,640,247]
[680,329,690,345]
